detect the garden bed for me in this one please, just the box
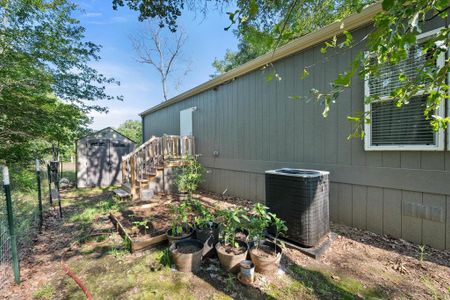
[109,191,244,252]
[109,195,176,252]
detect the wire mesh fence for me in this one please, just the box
[0,162,51,286]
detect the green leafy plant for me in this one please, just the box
[247,203,272,248]
[175,156,205,200]
[218,207,248,249]
[418,244,427,263]
[269,212,288,254]
[170,201,190,236]
[190,199,215,230]
[132,220,150,235]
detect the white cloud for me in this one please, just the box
[84,12,102,17]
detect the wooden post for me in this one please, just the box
[121,160,126,184]
[130,156,136,198]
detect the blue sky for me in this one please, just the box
[75,1,238,130]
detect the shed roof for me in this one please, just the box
[139,2,382,117]
[77,127,137,144]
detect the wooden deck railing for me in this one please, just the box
[121,135,195,189]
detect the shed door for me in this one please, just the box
[109,140,130,185]
[86,139,109,187]
[180,108,194,136]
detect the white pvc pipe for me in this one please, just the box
[35,159,40,172]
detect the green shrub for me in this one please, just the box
[190,199,215,229]
[174,156,204,198]
[170,201,190,236]
[218,207,248,248]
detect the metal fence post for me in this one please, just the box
[36,160,43,233]
[47,164,52,206]
[56,178,62,218]
[2,166,20,284]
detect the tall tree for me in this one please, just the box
[0,0,121,163]
[116,120,142,145]
[211,0,370,76]
[117,0,450,134]
[130,26,190,101]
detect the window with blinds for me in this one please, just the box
[371,96,435,146]
[364,29,445,151]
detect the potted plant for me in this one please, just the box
[169,239,204,272]
[215,208,249,273]
[246,203,271,248]
[166,201,193,244]
[175,156,204,201]
[191,199,218,258]
[249,205,288,275]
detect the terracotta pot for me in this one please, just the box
[216,240,249,274]
[195,222,219,258]
[166,226,193,245]
[170,239,204,272]
[249,241,282,275]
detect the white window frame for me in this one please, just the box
[364,28,446,151]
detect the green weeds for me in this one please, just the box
[32,284,54,299]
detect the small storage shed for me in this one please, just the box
[76,127,136,188]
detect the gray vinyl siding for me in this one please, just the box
[142,23,450,250]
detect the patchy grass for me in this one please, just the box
[32,284,54,299]
[57,245,229,300]
[287,265,384,299]
[61,170,76,184]
[262,265,384,300]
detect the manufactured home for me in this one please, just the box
[139,4,450,250]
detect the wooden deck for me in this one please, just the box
[121,135,195,200]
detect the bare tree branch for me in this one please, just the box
[130,24,189,101]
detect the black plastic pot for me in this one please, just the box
[235,228,257,249]
[170,239,204,272]
[195,222,219,258]
[166,226,194,245]
[216,240,249,274]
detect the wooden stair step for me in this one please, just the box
[113,189,131,199]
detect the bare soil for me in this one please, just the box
[251,244,278,259]
[218,244,247,255]
[114,194,176,237]
[175,244,202,254]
